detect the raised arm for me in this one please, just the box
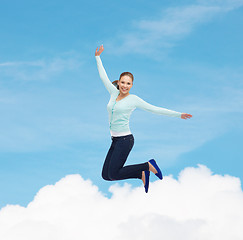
[95,45,118,95]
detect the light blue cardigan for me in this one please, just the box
[96,56,181,136]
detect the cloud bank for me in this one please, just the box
[0,165,242,240]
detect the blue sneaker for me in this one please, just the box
[149,159,163,180]
[144,170,150,193]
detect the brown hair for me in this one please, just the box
[112,72,134,90]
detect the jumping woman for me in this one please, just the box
[95,45,192,193]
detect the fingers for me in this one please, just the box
[95,45,104,55]
[185,115,192,119]
[181,113,192,119]
[96,45,103,50]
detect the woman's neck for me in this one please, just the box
[118,92,130,98]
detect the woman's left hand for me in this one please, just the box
[181,113,192,119]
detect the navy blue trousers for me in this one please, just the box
[102,134,149,181]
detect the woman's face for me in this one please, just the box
[118,75,133,95]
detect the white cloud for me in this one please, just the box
[0,52,83,81]
[0,165,243,240]
[107,0,243,56]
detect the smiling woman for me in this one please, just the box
[112,72,134,91]
[95,44,192,193]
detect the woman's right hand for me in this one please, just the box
[95,45,104,56]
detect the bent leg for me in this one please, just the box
[108,135,149,180]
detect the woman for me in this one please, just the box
[95,45,192,193]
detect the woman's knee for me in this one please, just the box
[108,170,118,181]
[102,172,112,181]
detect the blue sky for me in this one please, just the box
[0,0,243,208]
